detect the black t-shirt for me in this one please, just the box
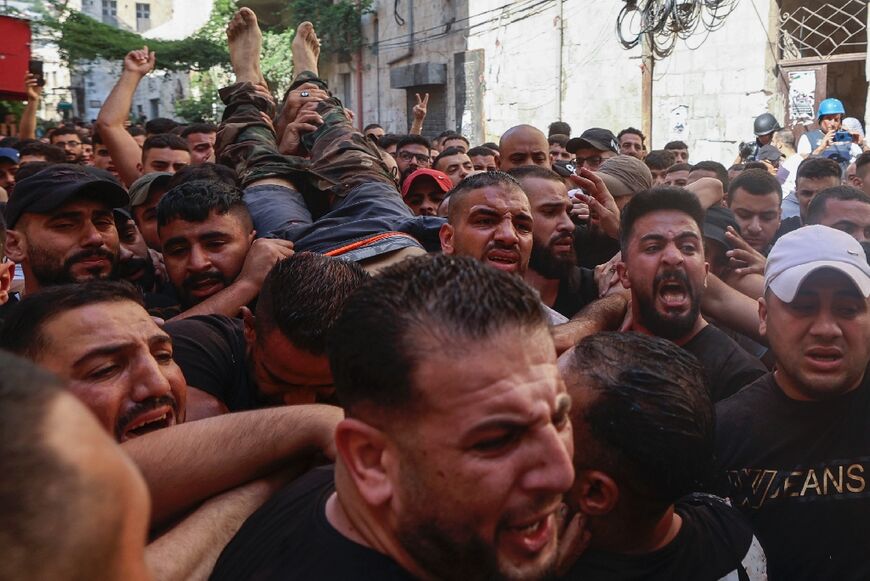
[773,216,801,246]
[574,225,621,269]
[164,314,262,411]
[561,494,765,580]
[553,266,599,319]
[210,466,414,581]
[716,371,870,581]
[682,324,767,402]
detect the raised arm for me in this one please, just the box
[551,294,629,354]
[18,74,42,140]
[96,47,155,187]
[122,403,342,527]
[702,273,764,344]
[410,92,428,135]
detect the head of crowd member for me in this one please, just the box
[0,352,152,581]
[548,134,572,164]
[91,132,118,177]
[688,160,729,190]
[753,113,781,146]
[664,163,692,187]
[115,209,157,291]
[432,130,455,152]
[128,125,146,147]
[167,161,240,189]
[559,332,713,556]
[727,163,745,182]
[378,133,401,157]
[760,225,870,400]
[772,128,796,155]
[180,123,217,165]
[363,123,385,143]
[401,168,452,217]
[157,180,254,307]
[618,187,708,343]
[498,124,550,171]
[852,151,870,195]
[0,281,188,441]
[440,171,533,276]
[17,141,66,166]
[433,146,474,187]
[846,162,857,185]
[617,127,646,159]
[567,128,619,171]
[467,145,498,172]
[442,133,470,154]
[245,253,369,405]
[756,144,782,170]
[140,133,191,175]
[0,147,19,194]
[795,157,841,222]
[482,141,500,152]
[0,214,12,306]
[816,98,845,134]
[81,137,94,165]
[806,186,870,243]
[395,134,432,182]
[596,154,653,211]
[49,127,84,163]
[643,149,675,186]
[664,140,689,163]
[725,168,782,253]
[328,254,574,580]
[703,206,740,278]
[145,117,179,137]
[11,161,51,183]
[128,171,172,251]
[510,165,576,280]
[548,120,571,137]
[4,165,128,294]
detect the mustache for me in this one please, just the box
[118,256,150,278]
[67,247,116,264]
[182,271,227,290]
[549,232,574,246]
[653,269,691,291]
[115,395,177,440]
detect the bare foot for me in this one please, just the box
[227,8,265,85]
[292,21,321,77]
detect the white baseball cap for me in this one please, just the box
[764,225,870,303]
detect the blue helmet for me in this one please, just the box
[818,98,845,119]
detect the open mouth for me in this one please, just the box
[122,406,175,440]
[805,347,844,371]
[187,277,225,298]
[502,512,556,555]
[487,250,521,271]
[657,279,689,310]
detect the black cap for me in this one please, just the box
[566,128,619,154]
[756,144,782,162]
[5,164,129,228]
[703,206,740,249]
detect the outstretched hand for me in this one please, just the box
[413,93,429,121]
[725,226,767,276]
[569,168,621,240]
[124,46,156,76]
[24,73,42,101]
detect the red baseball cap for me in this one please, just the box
[402,168,453,198]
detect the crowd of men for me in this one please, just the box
[1,7,869,580]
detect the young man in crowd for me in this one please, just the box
[716,226,870,580]
[644,149,676,185]
[559,332,766,579]
[395,134,432,184]
[777,157,841,236]
[687,160,729,190]
[616,127,645,159]
[401,168,452,217]
[616,187,767,401]
[566,128,619,171]
[499,124,551,171]
[17,141,66,166]
[441,133,470,153]
[468,145,499,172]
[432,146,475,187]
[50,126,85,163]
[664,140,689,163]
[0,147,18,195]
[726,168,782,254]
[664,162,692,187]
[548,133,572,164]
[806,185,870,243]
[181,123,218,165]
[211,254,575,580]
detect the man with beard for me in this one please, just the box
[395,134,432,186]
[617,187,766,401]
[211,254,575,581]
[3,164,126,295]
[510,166,597,318]
[157,180,295,318]
[49,127,84,163]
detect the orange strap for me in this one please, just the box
[324,232,417,257]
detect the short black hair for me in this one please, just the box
[435,130,457,142]
[548,121,571,137]
[664,140,688,150]
[481,142,500,152]
[548,134,569,147]
[807,185,870,224]
[128,126,146,137]
[644,149,675,170]
[156,179,251,231]
[0,281,143,359]
[0,136,20,149]
[180,123,217,138]
[442,134,470,147]
[328,254,548,417]
[17,141,66,164]
[796,156,841,182]
[508,164,563,184]
[743,161,768,172]
[145,117,180,135]
[143,133,190,155]
[564,332,714,511]
[256,253,369,354]
[727,168,782,202]
[620,186,705,252]
[378,133,402,150]
[396,134,431,152]
[447,170,525,224]
[432,146,467,169]
[363,123,383,133]
[617,127,645,145]
[689,160,729,189]
[167,162,239,189]
[855,151,870,179]
[467,146,496,158]
[49,127,80,140]
[667,163,693,173]
[13,161,52,182]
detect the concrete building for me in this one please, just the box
[318,0,868,165]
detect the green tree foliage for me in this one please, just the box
[283,0,373,62]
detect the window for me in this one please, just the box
[102,0,116,16]
[136,3,152,32]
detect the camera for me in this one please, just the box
[833,130,852,143]
[738,141,758,161]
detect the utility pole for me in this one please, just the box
[641,31,653,145]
